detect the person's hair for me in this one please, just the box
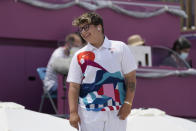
[72,12,104,33]
[172,37,191,52]
[65,33,76,45]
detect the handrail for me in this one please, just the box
[136,68,196,78]
[83,0,181,9]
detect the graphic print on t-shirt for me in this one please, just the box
[77,51,126,111]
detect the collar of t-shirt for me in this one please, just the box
[86,36,111,51]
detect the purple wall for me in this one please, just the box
[0,38,56,111]
[0,0,180,45]
[134,75,196,117]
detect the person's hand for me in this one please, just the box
[69,112,81,130]
[117,103,132,120]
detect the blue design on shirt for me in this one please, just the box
[80,70,126,111]
[80,70,125,98]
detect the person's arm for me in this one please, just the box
[117,70,136,120]
[68,82,81,130]
[117,42,137,120]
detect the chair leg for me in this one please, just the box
[47,92,58,114]
[39,94,46,112]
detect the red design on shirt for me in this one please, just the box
[114,89,120,103]
[108,106,114,110]
[97,86,104,95]
[77,51,95,64]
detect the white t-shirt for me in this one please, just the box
[44,47,68,91]
[67,37,137,111]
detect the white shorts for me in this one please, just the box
[78,107,127,131]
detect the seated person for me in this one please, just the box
[127,34,145,46]
[160,37,192,68]
[44,33,84,94]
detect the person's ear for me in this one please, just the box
[97,25,102,31]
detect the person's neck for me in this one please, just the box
[91,35,104,49]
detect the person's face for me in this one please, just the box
[72,35,83,47]
[79,23,101,44]
[179,48,190,60]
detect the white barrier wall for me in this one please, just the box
[128,46,152,67]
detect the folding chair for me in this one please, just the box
[36,67,58,114]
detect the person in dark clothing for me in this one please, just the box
[161,37,192,68]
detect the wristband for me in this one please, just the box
[124,101,132,106]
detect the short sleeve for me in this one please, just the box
[121,43,137,75]
[66,53,83,84]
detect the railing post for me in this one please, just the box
[180,0,184,30]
